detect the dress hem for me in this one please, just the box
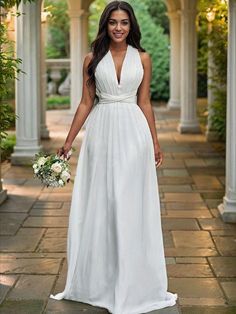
[50,292,178,314]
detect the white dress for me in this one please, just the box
[50,44,178,314]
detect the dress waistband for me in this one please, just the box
[96,91,137,105]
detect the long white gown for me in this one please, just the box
[50,44,178,314]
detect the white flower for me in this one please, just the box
[34,168,39,174]
[37,156,48,167]
[67,149,72,158]
[51,162,62,174]
[61,170,70,182]
[58,179,64,186]
[32,164,38,169]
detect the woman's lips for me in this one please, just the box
[113,33,124,38]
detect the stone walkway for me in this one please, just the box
[0,107,236,314]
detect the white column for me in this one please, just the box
[81,11,90,59]
[178,0,200,133]
[68,9,84,114]
[40,15,50,139]
[167,10,181,109]
[11,1,42,165]
[218,0,236,223]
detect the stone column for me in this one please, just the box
[11,1,42,165]
[178,0,201,133]
[167,10,181,109]
[218,0,236,223]
[40,14,50,139]
[81,11,90,59]
[68,9,84,114]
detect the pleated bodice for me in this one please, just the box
[95,44,144,104]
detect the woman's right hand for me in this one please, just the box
[57,143,72,160]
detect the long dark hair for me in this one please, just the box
[87,1,145,88]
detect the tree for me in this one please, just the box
[44,0,70,58]
[88,0,107,45]
[144,0,169,34]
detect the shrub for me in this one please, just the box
[0,134,16,162]
[47,96,70,110]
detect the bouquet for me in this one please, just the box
[32,150,72,187]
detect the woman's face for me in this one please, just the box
[107,9,130,44]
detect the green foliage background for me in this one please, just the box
[0,21,18,146]
[198,0,228,140]
[129,0,169,100]
[44,0,70,58]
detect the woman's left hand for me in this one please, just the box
[154,145,163,168]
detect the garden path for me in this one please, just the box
[0,106,236,314]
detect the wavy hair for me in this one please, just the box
[87,1,145,88]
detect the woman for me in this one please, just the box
[50,1,178,313]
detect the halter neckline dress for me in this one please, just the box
[50,44,178,314]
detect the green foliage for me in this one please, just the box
[198,0,227,140]
[0,22,19,147]
[47,96,70,110]
[0,104,16,136]
[0,134,16,161]
[0,23,21,100]
[0,0,34,8]
[88,0,107,44]
[128,0,170,100]
[44,0,70,58]
[144,0,169,34]
[210,91,227,140]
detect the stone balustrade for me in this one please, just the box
[46,59,71,96]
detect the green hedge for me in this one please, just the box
[1,134,16,162]
[128,0,170,100]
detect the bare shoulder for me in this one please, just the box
[84,52,93,66]
[139,51,152,65]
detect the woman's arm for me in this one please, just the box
[137,52,163,167]
[58,53,96,157]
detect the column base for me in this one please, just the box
[178,121,201,134]
[41,125,50,139]
[11,145,42,165]
[218,197,236,223]
[0,189,7,205]
[167,99,180,109]
[206,129,220,142]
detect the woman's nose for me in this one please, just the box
[115,23,122,31]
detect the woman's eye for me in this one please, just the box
[109,20,116,25]
[122,21,129,25]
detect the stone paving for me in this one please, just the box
[0,106,236,314]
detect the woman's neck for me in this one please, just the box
[109,41,128,52]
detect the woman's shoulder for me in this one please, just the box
[139,51,151,62]
[84,52,93,63]
[129,45,151,64]
[83,52,94,70]
[137,50,152,69]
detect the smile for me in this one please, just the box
[113,33,124,37]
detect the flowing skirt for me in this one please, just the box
[50,102,178,314]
